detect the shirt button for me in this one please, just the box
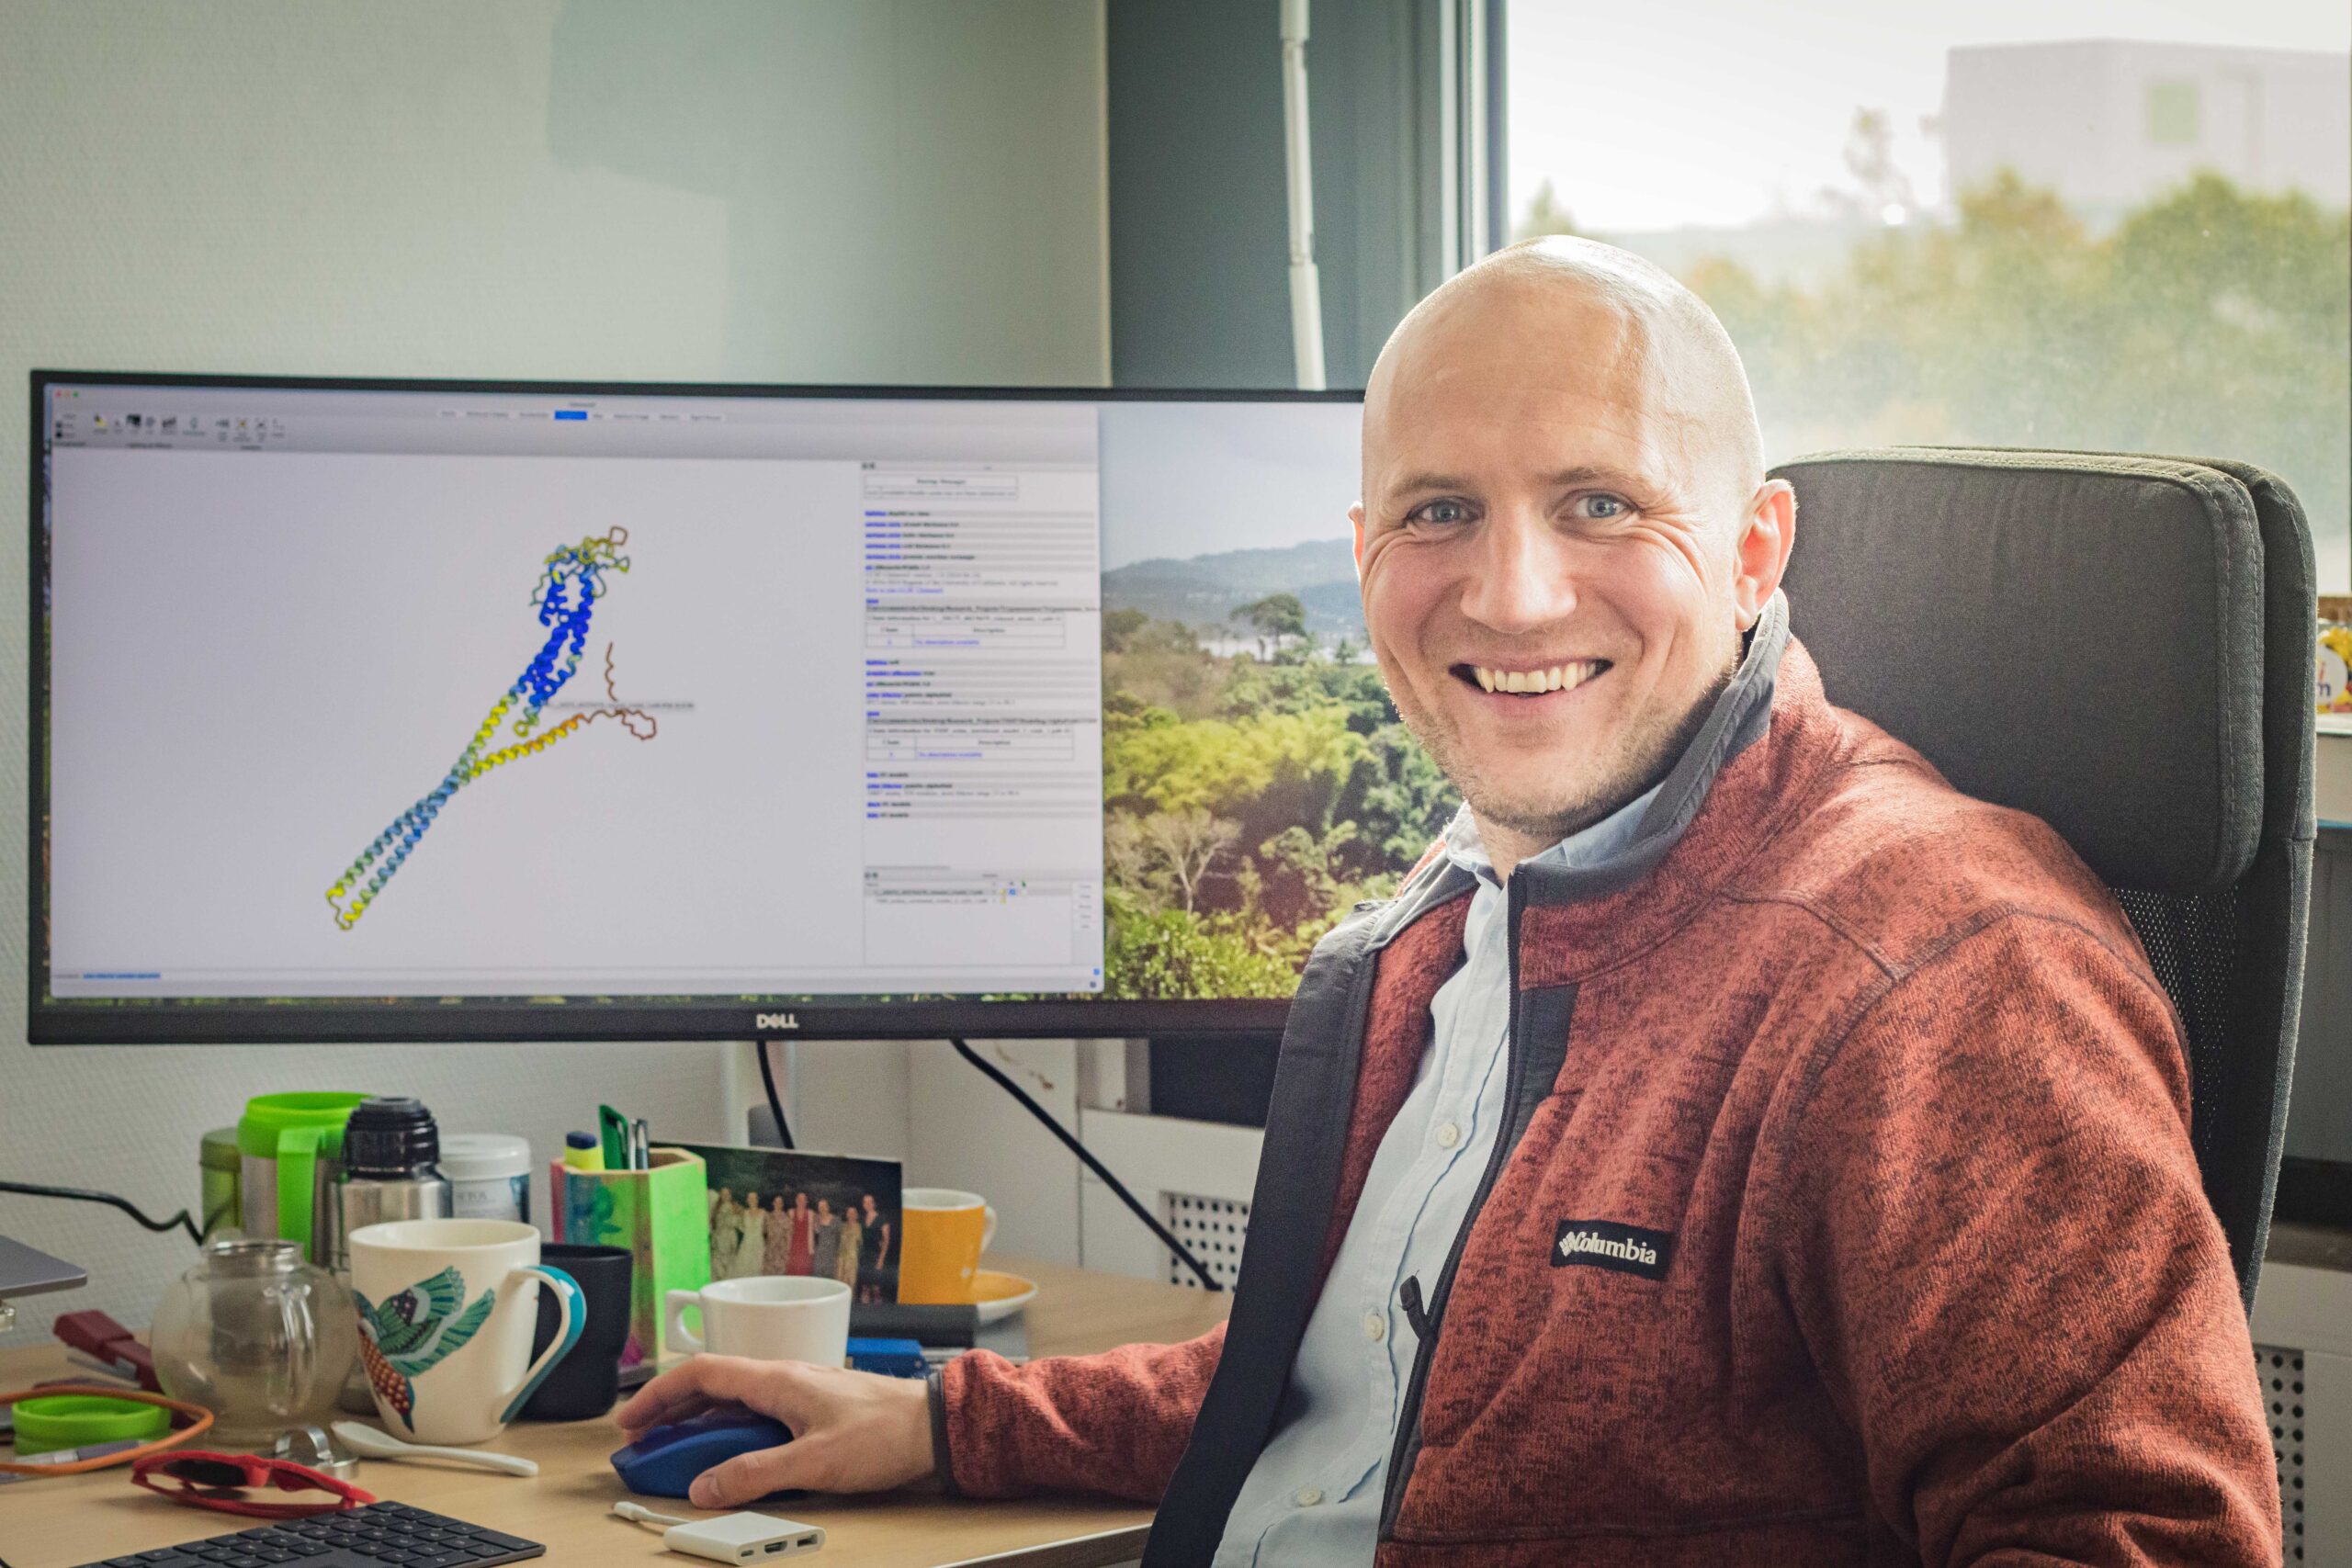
[1435,1122,1462,1149]
[1363,1311,1387,1342]
[1295,1487,1325,1508]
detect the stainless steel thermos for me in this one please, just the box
[332,1096,453,1274]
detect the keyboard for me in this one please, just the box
[73,1502,544,1568]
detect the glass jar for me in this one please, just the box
[150,1236,358,1449]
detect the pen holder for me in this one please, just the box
[553,1147,711,1371]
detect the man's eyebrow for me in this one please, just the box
[1381,464,1658,498]
[1535,464,1656,492]
[1384,471,1474,497]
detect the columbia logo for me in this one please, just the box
[1550,1218,1673,1280]
[1558,1229,1659,1267]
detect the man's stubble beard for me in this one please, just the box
[1382,649,1737,848]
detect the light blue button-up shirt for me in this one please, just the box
[1210,787,1662,1567]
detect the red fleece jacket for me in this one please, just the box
[943,642,2280,1566]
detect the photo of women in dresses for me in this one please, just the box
[681,1144,901,1303]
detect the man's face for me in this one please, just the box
[1354,286,1772,844]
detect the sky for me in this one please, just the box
[1506,0,2352,231]
[1100,400,1361,569]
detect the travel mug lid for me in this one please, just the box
[343,1096,441,1174]
[235,1092,368,1158]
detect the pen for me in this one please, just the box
[630,1117,650,1170]
[0,1438,141,1481]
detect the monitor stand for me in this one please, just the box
[1145,1033,1281,1129]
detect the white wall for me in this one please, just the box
[786,1039,1093,1271]
[0,0,1107,1340]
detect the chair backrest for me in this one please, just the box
[1772,447,2314,1312]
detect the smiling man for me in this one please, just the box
[619,239,2280,1565]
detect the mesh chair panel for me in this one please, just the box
[2117,886,2242,1185]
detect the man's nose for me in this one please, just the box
[1455,507,1577,635]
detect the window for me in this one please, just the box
[1507,3,2352,586]
[2146,80,2202,147]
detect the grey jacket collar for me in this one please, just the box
[1372,591,1790,942]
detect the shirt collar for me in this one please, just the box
[1437,781,1663,892]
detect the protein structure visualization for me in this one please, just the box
[326,526,657,931]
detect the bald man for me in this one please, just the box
[620,240,2279,1565]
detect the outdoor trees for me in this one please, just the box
[1680,170,2349,563]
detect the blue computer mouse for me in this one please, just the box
[609,1410,794,1499]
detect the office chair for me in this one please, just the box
[1773,447,2314,1314]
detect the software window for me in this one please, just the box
[43,385,1105,998]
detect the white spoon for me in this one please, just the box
[330,1420,539,1477]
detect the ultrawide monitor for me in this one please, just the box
[31,374,1449,1043]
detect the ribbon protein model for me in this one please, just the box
[326,526,656,931]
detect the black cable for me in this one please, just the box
[0,1179,203,1244]
[951,1038,1224,1292]
[757,1038,797,1150]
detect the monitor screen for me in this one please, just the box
[31,375,1447,1043]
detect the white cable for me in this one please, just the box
[1280,0,1326,391]
[616,1499,695,1529]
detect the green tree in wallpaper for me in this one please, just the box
[1099,621,1456,999]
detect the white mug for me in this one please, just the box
[347,1218,581,1447]
[665,1275,852,1365]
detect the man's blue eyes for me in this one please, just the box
[1408,495,1630,525]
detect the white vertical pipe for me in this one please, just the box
[1436,0,1460,276]
[1280,0,1326,391]
[1463,0,1489,261]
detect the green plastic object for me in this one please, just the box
[236,1092,368,1258]
[559,1147,711,1366]
[10,1393,169,1455]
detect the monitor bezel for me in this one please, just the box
[29,368,1362,1044]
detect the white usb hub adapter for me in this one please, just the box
[614,1501,827,1561]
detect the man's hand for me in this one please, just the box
[616,1355,935,1508]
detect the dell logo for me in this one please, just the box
[754,1012,801,1031]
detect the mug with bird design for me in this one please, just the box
[348,1218,582,1446]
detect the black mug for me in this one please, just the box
[521,1243,633,1421]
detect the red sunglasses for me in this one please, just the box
[130,1450,378,1519]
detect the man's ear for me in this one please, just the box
[1731,480,1796,629]
[1350,502,1367,576]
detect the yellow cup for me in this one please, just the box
[898,1188,998,1305]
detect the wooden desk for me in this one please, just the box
[0,1256,1227,1568]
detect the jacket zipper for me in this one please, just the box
[1378,874,1535,1539]
[1141,908,1394,1568]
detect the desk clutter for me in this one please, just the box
[4,1084,1033,1557]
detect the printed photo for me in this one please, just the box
[674,1143,902,1303]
